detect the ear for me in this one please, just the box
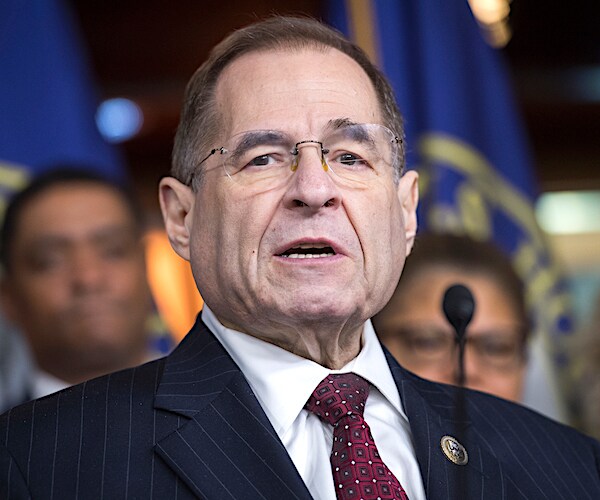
[397,170,419,255]
[158,177,195,261]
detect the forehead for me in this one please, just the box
[14,182,135,241]
[395,268,519,325]
[215,47,381,136]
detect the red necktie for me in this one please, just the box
[305,373,409,500]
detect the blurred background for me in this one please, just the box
[1,0,599,424]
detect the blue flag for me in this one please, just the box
[327,0,572,416]
[0,0,124,209]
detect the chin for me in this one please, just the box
[71,321,134,348]
[284,297,364,325]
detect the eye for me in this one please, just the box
[330,151,370,169]
[338,153,365,166]
[247,154,275,167]
[28,252,66,274]
[411,334,447,353]
[237,146,289,172]
[101,241,136,261]
[478,337,517,357]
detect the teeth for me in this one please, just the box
[282,252,335,259]
[295,243,328,249]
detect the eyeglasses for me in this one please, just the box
[193,122,401,189]
[386,326,526,370]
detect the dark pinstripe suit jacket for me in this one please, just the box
[2,317,600,499]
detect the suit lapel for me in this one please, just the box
[153,318,311,499]
[386,351,508,500]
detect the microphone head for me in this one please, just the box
[443,284,475,338]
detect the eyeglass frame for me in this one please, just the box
[186,122,403,189]
[381,324,528,370]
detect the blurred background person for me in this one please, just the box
[0,168,158,403]
[373,232,530,403]
[0,319,34,413]
[571,290,600,439]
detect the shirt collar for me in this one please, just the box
[202,306,406,437]
[31,370,69,399]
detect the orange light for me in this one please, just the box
[144,229,203,341]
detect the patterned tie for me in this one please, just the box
[305,373,409,500]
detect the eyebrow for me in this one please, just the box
[325,119,371,140]
[328,120,376,154]
[227,119,372,162]
[229,130,291,164]
[326,117,359,130]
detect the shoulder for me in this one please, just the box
[0,356,191,498]
[427,369,600,460]
[388,353,600,464]
[0,356,166,436]
[395,364,600,496]
[471,386,600,452]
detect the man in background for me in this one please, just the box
[0,168,154,401]
[373,233,529,402]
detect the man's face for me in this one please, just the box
[164,48,418,347]
[1,182,151,380]
[374,268,526,402]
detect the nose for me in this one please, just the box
[69,248,106,292]
[455,344,483,390]
[282,141,342,212]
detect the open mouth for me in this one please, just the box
[278,243,336,259]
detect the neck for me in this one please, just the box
[219,315,365,369]
[285,325,364,369]
[39,349,148,385]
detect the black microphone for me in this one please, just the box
[442,284,475,497]
[442,284,475,388]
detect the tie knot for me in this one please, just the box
[305,373,369,426]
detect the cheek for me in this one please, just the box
[115,265,150,304]
[190,191,271,287]
[350,187,400,240]
[489,367,525,401]
[12,275,67,320]
[363,190,405,274]
[218,190,277,250]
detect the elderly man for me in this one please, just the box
[2,17,599,500]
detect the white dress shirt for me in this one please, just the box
[31,370,69,399]
[202,306,426,500]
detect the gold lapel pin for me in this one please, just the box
[440,435,468,465]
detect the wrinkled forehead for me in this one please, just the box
[213,46,382,138]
